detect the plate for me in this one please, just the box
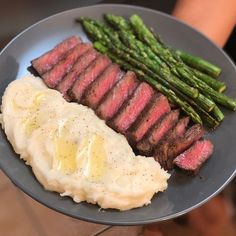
[0,4,236,225]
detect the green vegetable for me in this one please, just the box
[176,50,221,78]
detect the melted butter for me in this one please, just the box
[85,135,107,181]
[21,92,46,135]
[54,120,78,174]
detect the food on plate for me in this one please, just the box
[42,43,91,88]
[110,82,154,134]
[137,109,180,156]
[155,124,205,170]
[127,94,171,144]
[173,140,214,174]
[30,35,215,174]
[31,36,81,75]
[0,75,170,210]
[70,55,111,102]
[78,14,236,128]
[96,71,138,120]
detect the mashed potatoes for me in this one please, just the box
[1,75,170,210]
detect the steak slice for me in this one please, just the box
[127,93,171,144]
[155,124,205,170]
[82,64,122,109]
[69,55,111,102]
[56,48,98,98]
[31,36,81,75]
[160,117,190,144]
[96,71,138,121]
[174,139,214,174]
[42,43,91,88]
[155,117,189,169]
[137,110,180,156]
[111,82,154,134]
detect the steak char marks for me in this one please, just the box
[31,36,81,75]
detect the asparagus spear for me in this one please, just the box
[129,14,236,110]
[150,27,222,78]
[175,50,221,78]
[93,41,203,125]
[191,68,226,93]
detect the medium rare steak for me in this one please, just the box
[42,43,91,88]
[174,139,214,174]
[96,71,138,121]
[31,36,80,75]
[111,82,154,134]
[69,55,111,102]
[155,117,189,169]
[56,48,98,98]
[137,110,180,156]
[82,64,122,109]
[127,94,171,144]
[155,124,205,170]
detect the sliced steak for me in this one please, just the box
[155,117,189,169]
[69,55,111,102]
[82,64,122,109]
[174,139,214,174]
[137,110,180,156]
[111,82,154,134]
[31,36,81,75]
[127,93,171,144]
[160,117,190,145]
[155,124,205,170]
[96,71,138,121]
[56,48,98,98]
[42,43,91,88]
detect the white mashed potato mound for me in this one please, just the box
[1,75,170,210]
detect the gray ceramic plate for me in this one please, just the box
[0,4,235,225]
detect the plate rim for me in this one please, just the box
[0,3,235,225]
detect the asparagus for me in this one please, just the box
[93,41,203,125]
[118,29,215,112]
[211,105,224,122]
[129,14,236,110]
[175,50,221,78]
[80,18,200,100]
[191,68,226,93]
[151,28,222,78]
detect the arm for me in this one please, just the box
[172,0,236,47]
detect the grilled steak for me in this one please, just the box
[31,36,81,75]
[69,55,111,102]
[56,48,98,99]
[127,94,171,144]
[137,110,180,156]
[111,82,154,134]
[155,117,189,169]
[96,71,138,121]
[42,43,91,88]
[160,117,189,144]
[174,139,214,174]
[82,64,122,109]
[155,124,205,170]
